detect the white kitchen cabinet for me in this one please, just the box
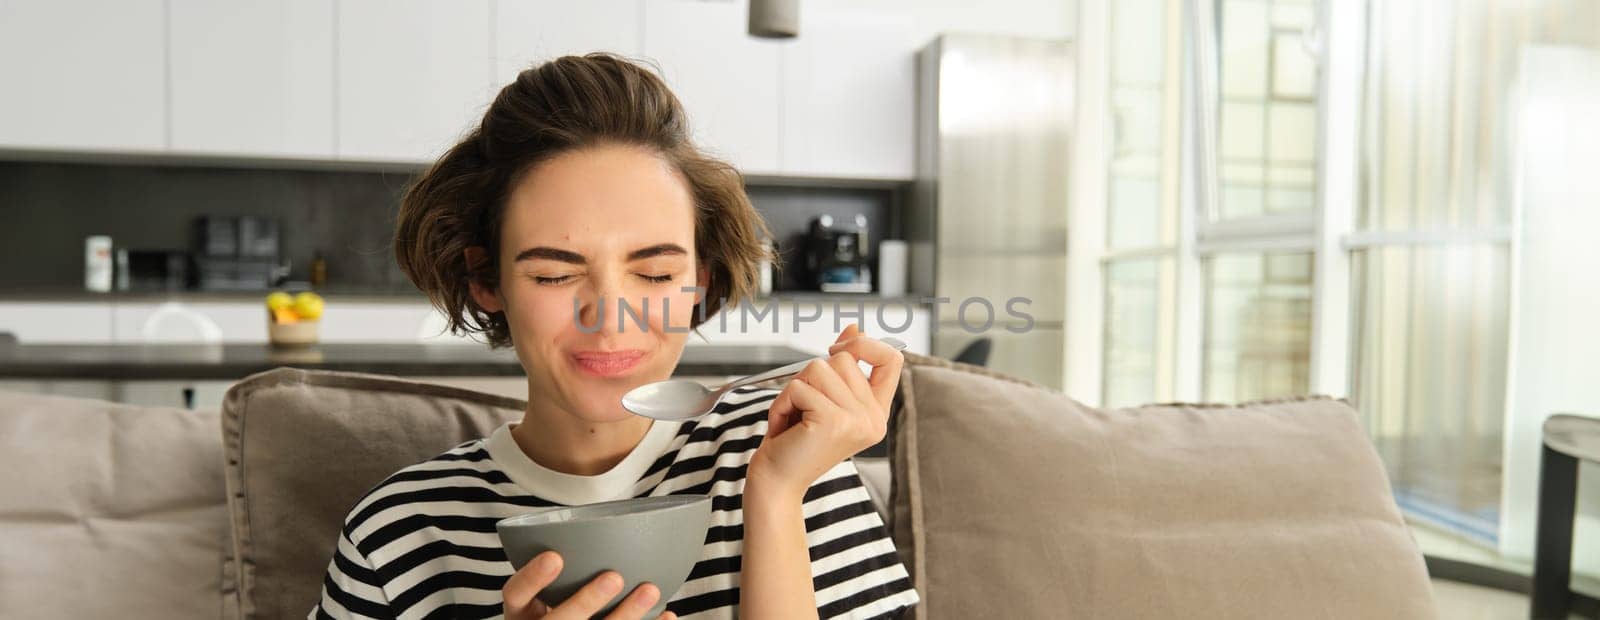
[317,301,483,344]
[113,380,235,410]
[0,303,114,343]
[0,0,166,151]
[780,9,920,180]
[0,380,117,402]
[167,0,335,158]
[642,0,783,175]
[111,301,266,343]
[336,0,495,163]
[0,379,228,412]
[494,0,641,83]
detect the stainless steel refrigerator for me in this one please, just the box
[908,34,1073,389]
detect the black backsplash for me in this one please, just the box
[0,159,900,295]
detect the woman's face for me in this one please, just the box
[468,144,708,424]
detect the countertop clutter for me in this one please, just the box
[0,341,816,380]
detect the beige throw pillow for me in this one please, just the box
[889,355,1435,619]
[0,389,228,619]
[221,368,524,619]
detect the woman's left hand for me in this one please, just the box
[748,323,904,501]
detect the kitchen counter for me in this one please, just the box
[0,341,815,380]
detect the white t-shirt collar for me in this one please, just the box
[484,418,678,506]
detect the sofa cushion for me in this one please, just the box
[0,389,228,619]
[221,368,523,620]
[889,354,1435,619]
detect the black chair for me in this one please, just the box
[952,337,993,368]
[1531,413,1600,618]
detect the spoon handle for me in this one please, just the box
[720,358,819,392]
[720,337,908,392]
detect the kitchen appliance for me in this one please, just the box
[118,249,194,291]
[911,35,1073,388]
[192,215,287,290]
[800,214,872,293]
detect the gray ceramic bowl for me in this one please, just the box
[496,494,712,617]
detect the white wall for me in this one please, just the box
[1501,45,1600,574]
[810,0,1075,41]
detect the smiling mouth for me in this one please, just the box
[570,350,646,377]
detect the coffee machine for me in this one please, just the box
[800,214,872,293]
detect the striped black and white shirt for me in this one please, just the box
[312,386,920,619]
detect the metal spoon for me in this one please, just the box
[621,336,908,420]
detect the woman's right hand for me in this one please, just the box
[503,551,677,620]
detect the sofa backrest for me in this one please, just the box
[221,367,524,620]
[224,352,1437,619]
[0,389,228,619]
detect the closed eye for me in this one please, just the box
[531,274,674,285]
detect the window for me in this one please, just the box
[1197,0,1320,402]
[1102,0,1181,408]
[1348,0,1550,544]
[1082,0,1600,557]
[1098,0,1323,408]
[1103,258,1173,408]
[1203,251,1313,403]
[1216,0,1318,221]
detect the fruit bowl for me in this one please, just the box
[266,290,324,349]
[267,316,320,349]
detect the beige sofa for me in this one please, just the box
[0,353,1436,619]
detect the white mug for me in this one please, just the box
[877,240,908,298]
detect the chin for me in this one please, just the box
[571,399,636,424]
[560,372,647,422]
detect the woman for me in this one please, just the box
[312,53,919,620]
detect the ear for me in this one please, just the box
[463,246,505,313]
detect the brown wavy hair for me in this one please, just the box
[394,53,777,349]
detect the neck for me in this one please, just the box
[509,396,654,476]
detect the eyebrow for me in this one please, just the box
[512,243,688,265]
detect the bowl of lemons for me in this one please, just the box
[266,290,325,349]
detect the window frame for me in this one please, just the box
[1071,0,1366,405]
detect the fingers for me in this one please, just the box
[827,351,877,413]
[826,327,905,411]
[601,582,662,620]
[784,376,844,422]
[798,357,854,413]
[832,322,861,345]
[770,354,855,438]
[504,551,562,618]
[657,612,679,620]
[770,324,900,442]
[546,571,624,620]
[767,388,798,437]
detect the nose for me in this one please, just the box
[573,274,612,336]
[573,269,644,336]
